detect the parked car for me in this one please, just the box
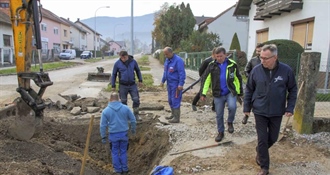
[80,51,93,59]
[59,49,76,60]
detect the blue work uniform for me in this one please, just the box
[161,54,186,109]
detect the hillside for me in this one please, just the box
[81,13,154,45]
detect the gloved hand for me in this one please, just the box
[101,137,107,144]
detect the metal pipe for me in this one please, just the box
[94,6,110,58]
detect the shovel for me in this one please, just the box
[277,81,304,142]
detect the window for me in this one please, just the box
[53,43,61,53]
[54,28,59,35]
[64,30,67,37]
[256,28,269,46]
[292,17,314,50]
[3,35,11,47]
[41,23,47,31]
[0,3,9,8]
[81,33,85,39]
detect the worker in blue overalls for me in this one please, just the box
[160,47,186,123]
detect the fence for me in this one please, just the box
[0,48,61,67]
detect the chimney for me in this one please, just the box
[77,18,80,21]
[67,18,70,21]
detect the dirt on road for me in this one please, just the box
[0,56,329,175]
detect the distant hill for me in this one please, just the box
[81,13,154,45]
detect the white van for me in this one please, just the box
[59,49,76,60]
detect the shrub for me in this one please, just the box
[262,39,304,75]
[229,33,241,51]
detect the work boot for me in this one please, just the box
[215,132,224,142]
[169,108,180,123]
[133,107,142,121]
[228,122,234,133]
[257,169,269,175]
[165,108,174,120]
[192,104,197,111]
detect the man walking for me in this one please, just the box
[191,48,216,111]
[245,43,264,77]
[100,92,136,175]
[200,47,243,142]
[111,50,143,121]
[243,44,297,175]
[160,47,186,123]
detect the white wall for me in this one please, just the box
[208,7,249,53]
[0,24,13,48]
[247,0,330,71]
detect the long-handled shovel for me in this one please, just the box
[80,115,95,175]
[277,81,304,142]
[170,140,232,156]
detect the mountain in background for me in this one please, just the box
[81,13,155,45]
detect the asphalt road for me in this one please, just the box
[0,57,117,105]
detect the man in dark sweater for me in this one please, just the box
[243,44,297,175]
[244,43,264,77]
[191,48,217,111]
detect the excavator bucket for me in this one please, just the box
[87,67,111,82]
[2,98,38,141]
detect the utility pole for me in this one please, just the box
[130,0,134,55]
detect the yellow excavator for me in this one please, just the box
[0,0,52,140]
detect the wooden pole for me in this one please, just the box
[170,141,232,156]
[80,115,95,175]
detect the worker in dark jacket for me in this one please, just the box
[160,47,186,123]
[243,44,297,175]
[111,50,143,121]
[200,47,243,142]
[245,43,264,77]
[191,48,216,111]
[100,92,136,175]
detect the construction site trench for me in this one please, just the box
[0,97,171,175]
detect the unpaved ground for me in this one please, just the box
[0,55,329,175]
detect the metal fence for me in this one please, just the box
[0,48,60,67]
[181,50,330,118]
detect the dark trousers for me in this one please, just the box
[254,114,282,170]
[192,92,215,109]
[119,84,140,108]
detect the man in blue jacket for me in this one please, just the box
[100,92,136,175]
[112,50,143,121]
[160,47,186,123]
[243,44,297,175]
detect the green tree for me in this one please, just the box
[180,31,222,52]
[229,33,241,51]
[152,3,168,48]
[154,2,195,50]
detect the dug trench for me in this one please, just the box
[0,113,170,175]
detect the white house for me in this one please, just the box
[0,10,13,65]
[75,19,102,51]
[199,4,249,53]
[233,0,330,73]
[61,18,89,51]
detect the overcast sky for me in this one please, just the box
[41,0,237,20]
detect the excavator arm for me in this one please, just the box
[0,0,52,140]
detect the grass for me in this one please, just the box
[0,61,77,75]
[84,58,102,63]
[139,66,151,71]
[316,93,330,102]
[104,73,155,92]
[137,55,150,66]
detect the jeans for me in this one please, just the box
[254,114,282,170]
[213,93,237,133]
[119,84,140,108]
[109,131,129,173]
